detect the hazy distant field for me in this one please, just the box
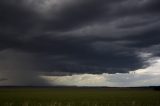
[0,87,160,106]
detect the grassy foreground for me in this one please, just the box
[0,87,160,106]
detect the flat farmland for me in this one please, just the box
[0,87,160,106]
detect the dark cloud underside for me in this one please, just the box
[0,0,160,76]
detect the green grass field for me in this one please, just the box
[0,87,160,106]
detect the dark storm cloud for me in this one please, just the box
[0,0,39,32]
[124,28,160,48]
[45,0,125,31]
[0,0,160,77]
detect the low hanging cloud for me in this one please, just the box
[42,55,160,87]
[0,0,160,86]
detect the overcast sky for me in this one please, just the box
[0,0,160,86]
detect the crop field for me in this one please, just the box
[0,87,160,106]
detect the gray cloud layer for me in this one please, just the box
[0,0,160,85]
